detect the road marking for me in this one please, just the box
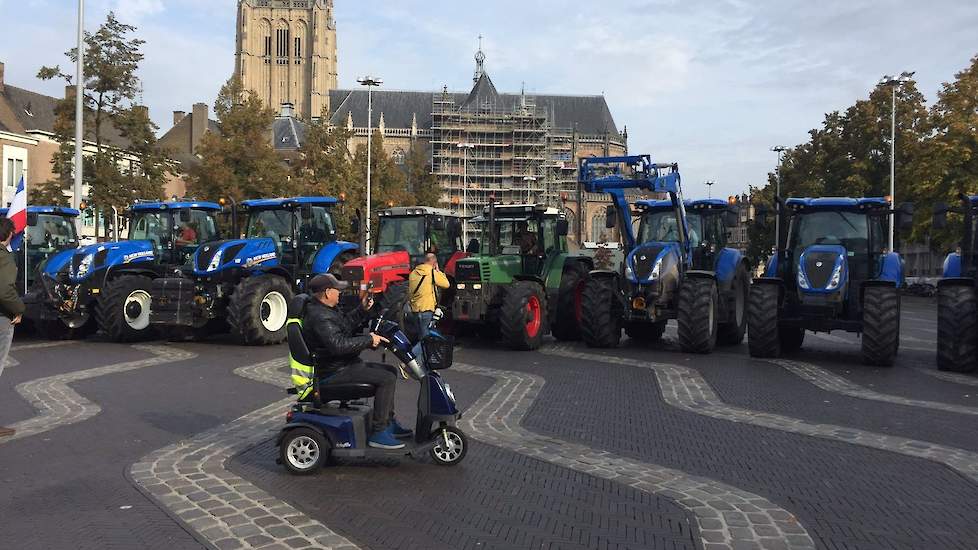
[131,359,360,550]
[914,368,978,387]
[454,362,815,550]
[542,346,978,483]
[0,345,196,444]
[770,358,978,415]
[811,331,934,352]
[11,341,76,352]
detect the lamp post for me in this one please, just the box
[879,71,914,252]
[73,0,85,217]
[357,75,383,253]
[705,180,716,199]
[523,176,538,204]
[771,146,787,256]
[457,142,475,237]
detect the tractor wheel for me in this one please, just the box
[861,285,900,367]
[499,281,546,351]
[779,326,805,354]
[229,275,294,346]
[580,277,622,348]
[552,262,589,342]
[677,277,718,354]
[717,265,750,346]
[937,284,977,372]
[747,283,781,358]
[96,275,157,343]
[625,321,667,343]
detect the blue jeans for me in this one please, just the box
[410,311,434,361]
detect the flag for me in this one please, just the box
[7,176,27,250]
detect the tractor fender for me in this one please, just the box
[942,252,962,278]
[684,269,717,281]
[587,269,619,280]
[763,255,778,278]
[937,277,975,289]
[876,252,903,286]
[713,248,745,289]
[41,248,75,278]
[513,274,545,286]
[252,266,292,281]
[311,241,359,275]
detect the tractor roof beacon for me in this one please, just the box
[33,200,223,342]
[451,201,591,350]
[749,195,912,366]
[579,155,751,353]
[933,194,978,372]
[150,197,359,346]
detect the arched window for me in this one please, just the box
[591,214,605,243]
[392,148,406,165]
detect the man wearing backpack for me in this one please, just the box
[407,253,450,359]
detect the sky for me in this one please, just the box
[2,0,977,199]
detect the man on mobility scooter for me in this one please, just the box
[296,274,411,449]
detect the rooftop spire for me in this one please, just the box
[473,34,486,85]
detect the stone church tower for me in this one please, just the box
[234,0,338,119]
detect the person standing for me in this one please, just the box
[0,217,25,438]
[407,253,450,359]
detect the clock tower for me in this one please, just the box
[235,0,338,119]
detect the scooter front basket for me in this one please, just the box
[423,335,454,370]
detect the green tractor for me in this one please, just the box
[452,203,590,350]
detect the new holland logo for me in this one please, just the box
[123,250,154,263]
[242,252,277,268]
[816,261,824,268]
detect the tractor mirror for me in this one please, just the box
[26,212,38,226]
[556,219,569,236]
[605,205,617,229]
[300,204,314,220]
[179,209,192,223]
[723,210,739,228]
[932,202,948,230]
[350,216,361,236]
[431,216,446,231]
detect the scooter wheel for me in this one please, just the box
[280,428,329,475]
[430,426,468,466]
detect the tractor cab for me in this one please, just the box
[0,206,80,294]
[466,203,570,278]
[127,201,223,266]
[934,194,978,280]
[932,195,978,371]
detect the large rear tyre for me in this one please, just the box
[499,281,546,351]
[937,284,977,372]
[677,277,718,354]
[552,262,588,342]
[717,266,750,346]
[96,275,157,343]
[580,277,622,348]
[229,275,294,345]
[280,427,329,475]
[747,283,781,358]
[861,285,900,367]
[625,321,666,343]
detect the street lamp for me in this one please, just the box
[457,142,475,236]
[357,75,383,253]
[523,176,538,204]
[705,180,716,199]
[73,0,85,218]
[879,71,915,252]
[771,146,788,256]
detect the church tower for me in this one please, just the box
[235,0,338,119]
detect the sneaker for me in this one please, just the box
[391,419,414,438]
[368,427,406,450]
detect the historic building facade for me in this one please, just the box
[235,0,338,119]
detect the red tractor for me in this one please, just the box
[342,207,467,311]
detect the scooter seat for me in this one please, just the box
[319,383,376,401]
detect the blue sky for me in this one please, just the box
[2,0,977,199]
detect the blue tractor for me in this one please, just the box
[150,197,358,345]
[34,200,222,341]
[932,194,978,371]
[749,197,912,366]
[579,155,750,353]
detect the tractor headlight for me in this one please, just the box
[797,270,809,290]
[76,253,94,278]
[827,264,844,290]
[207,249,224,272]
[648,258,663,282]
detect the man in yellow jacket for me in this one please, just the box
[408,253,450,359]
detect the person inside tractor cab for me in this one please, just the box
[516,221,539,255]
[175,221,198,247]
[301,274,413,449]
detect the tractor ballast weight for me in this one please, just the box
[451,202,590,350]
[578,155,750,353]
[748,197,912,366]
[33,200,223,342]
[150,197,358,345]
[933,194,978,371]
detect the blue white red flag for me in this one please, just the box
[7,176,27,250]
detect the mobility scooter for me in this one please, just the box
[277,296,467,474]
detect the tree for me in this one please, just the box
[189,77,289,202]
[405,143,442,207]
[293,110,359,240]
[352,130,413,212]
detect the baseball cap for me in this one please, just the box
[308,273,349,293]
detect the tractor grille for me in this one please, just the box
[632,245,666,281]
[803,252,840,289]
[455,262,482,282]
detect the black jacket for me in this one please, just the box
[0,247,25,320]
[301,300,373,374]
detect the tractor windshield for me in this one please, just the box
[25,214,78,252]
[130,211,172,249]
[172,210,219,249]
[377,216,425,256]
[790,211,872,252]
[637,211,702,247]
[482,217,541,255]
[246,209,294,246]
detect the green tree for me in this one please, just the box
[189,77,289,202]
[352,130,413,212]
[293,110,359,240]
[405,143,442,207]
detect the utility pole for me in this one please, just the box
[771,146,787,256]
[357,75,382,253]
[705,180,716,199]
[73,0,85,216]
[879,71,914,252]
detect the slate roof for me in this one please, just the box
[272,116,306,151]
[327,77,620,135]
[157,113,221,166]
[0,84,131,148]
